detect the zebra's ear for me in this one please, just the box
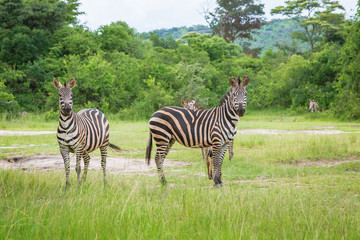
[230,77,238,87]
[237,76,241,85]
[242,76,249,87]
[53,78,62,89]
[68,78,76,89]
[181,99,185,106]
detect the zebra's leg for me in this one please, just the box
[228,140,234,161]
[155,138,175,185]
[201,148,206,161]
[100,145,107,187]
[75,149,82,186]
[59,146,71,189]
[212,143,229,187]
[206,147,213,179]
[81,152,91,184]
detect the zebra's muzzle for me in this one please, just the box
[62,105,72,116]
[237,106,245,117]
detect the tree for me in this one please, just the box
[204,0,265,43]
[0,0,83,66]
[97,21,145,58]
[182,32,244,61]
[271,0,345,51]
[332,3,360,119]
[0,0,82,31]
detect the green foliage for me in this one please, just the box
[0,0,359,120]
[0,79,16,113]
[183,33,244,61]
[174,63,210,107]
[97,21,145,58]
[148,32,179,49]
[0,26,50,66]
[332,18,360,119]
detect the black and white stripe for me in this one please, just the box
[53,77,120,188]
[146,76,249,187]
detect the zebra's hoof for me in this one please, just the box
[214,183,224,188]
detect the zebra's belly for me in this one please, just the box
[57,133,105,153]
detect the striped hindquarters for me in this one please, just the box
[149,106,217,148]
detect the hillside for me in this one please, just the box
[149,19,310,53]
[242,18,310,53]
[154,25,212,39]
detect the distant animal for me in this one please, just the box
[146,75,249,187]
[309,99,320,112]
[53,77,121,188]
[18,111,28,116]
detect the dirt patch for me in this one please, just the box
[0,153,191,174]
[0,130,55,136]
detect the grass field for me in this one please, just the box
[1,111,360,239]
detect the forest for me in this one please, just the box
[0,0,359,120]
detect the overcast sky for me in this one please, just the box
[78,0,358,33]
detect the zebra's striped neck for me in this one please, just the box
[223,99,240,127]
[59,110,77,131]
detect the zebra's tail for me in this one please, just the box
[109,143,121,152]
[145,132,153,166]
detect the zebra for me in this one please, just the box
[53,77,121,188]
[309,99,320,112]
[181,97,236,178]
[146,75,249,187]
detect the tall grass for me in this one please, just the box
[1,113,360,239]
[1,170,360,239]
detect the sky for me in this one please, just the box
[77,0,358,33]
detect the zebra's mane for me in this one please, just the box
[219,88,232,106]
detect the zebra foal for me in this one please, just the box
[146,75,249,187]
[53,77,120,188]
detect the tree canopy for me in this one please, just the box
[205,0,265,43]
[271,0,345,51]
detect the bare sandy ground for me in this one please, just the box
[0,153,191,175]
[0,130,55,136]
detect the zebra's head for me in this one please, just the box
[53,78,76,117]
[181,99,197,110]
[230,75,249,117]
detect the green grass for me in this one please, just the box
[1,112,360,239]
